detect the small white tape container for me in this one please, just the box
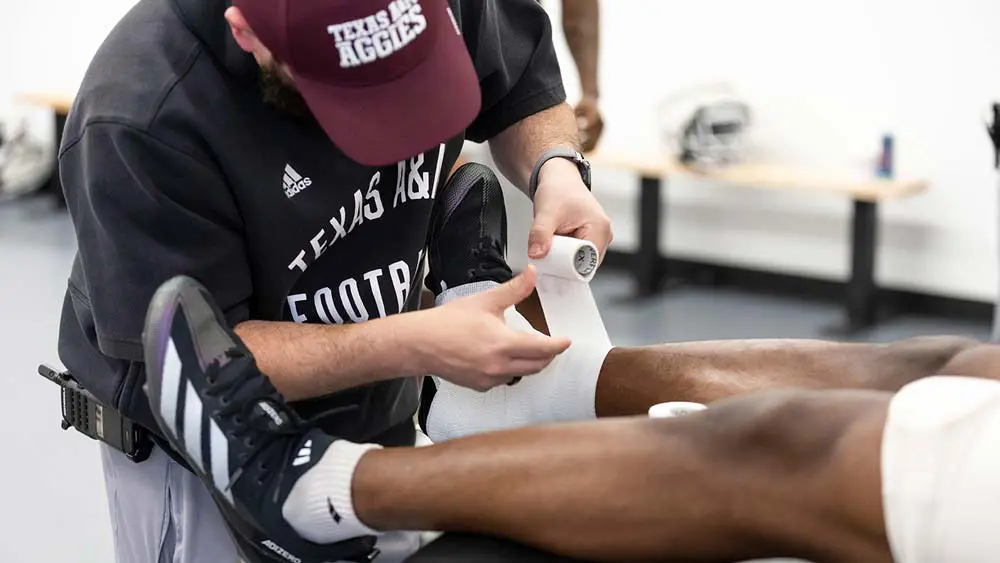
[648,401,708,419]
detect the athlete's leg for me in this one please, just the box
[143,271,894,562]
[423,162,983,440]
[349,387,898,563]
[144,267,1000,563]
[432,295,978,438]
[516,273,980,409]
[595,335,979,416]
[513,276,979,404]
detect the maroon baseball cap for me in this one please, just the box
[234,0,481,166]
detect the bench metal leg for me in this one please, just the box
[842,200,879,332]
[635,175,664,296]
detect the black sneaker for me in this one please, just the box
[425,162,512,295]
[142,275,380,563]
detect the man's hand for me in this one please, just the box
[411,266,570,391]
[528,158,613,261]
[575,96,604,153]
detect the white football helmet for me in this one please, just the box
[658,82,751,171]
[0,114,50,201]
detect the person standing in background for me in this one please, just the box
[561,0,603,152]
[454,0,602,167]
[989,103,1000,340]
[444,0,604,271]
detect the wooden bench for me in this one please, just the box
[13,92,75,207]
[586,150,928,334]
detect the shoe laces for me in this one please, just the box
[202,350,359,503]
[465,238,509,281]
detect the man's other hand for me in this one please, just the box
[528,157,612,262]
[575,96,604,153]
[412,266,571,391]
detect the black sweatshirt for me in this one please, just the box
[57,0,566,449]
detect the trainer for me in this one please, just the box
[55,0,611,561]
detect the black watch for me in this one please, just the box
[528,148,592,200]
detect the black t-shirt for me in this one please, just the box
[56,0,566,445]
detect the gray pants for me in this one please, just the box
[101,444,239,563]
[101,443,239,563]
[102,442,433,563]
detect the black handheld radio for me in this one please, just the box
[38,363,153,463]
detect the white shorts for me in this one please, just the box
[881,375,1000,563]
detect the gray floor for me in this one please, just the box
[591,270,993,346]
[0,196,992,563]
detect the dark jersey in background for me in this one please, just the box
[56,0,565,449]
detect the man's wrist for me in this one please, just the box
[536,158,582,199]
[384,309,434,374]
[529,149,592,200]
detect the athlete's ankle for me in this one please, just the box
[425,305,608,441]
[281,438,384,544]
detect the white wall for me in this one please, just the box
[486,0,1000,302]
[0,1,136,99]
[1,0,139,169]
[6,0,998,301]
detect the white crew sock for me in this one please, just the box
[426,282,611,442]
[282,440,382,544]
[282,436,438,563]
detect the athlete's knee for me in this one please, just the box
[870,335,980,391]
[691,388,879,474]
[678,388,890,558]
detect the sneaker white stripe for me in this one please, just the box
[160,340,183,438]
[182,380,205,473]
[293,442,312,466]
[210,419,233,505]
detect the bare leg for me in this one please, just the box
[357,387,894,562]
[596,335,979,416]
[148,273,1000,563]
[514,287,978,414]
[406,287,976,446]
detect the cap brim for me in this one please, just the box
[295,23,481,167]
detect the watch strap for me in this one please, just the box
[528,148,591,200]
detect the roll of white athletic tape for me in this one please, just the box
[528,235,611,350]
[648,401,708,419]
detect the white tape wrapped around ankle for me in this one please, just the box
[426,237,612,442]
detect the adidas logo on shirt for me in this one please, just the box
[293,440,312,467]
[283,164,312,198]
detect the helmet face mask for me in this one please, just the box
[0,116,48,201]
[678,101,751,170]
[658,83,752,171]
